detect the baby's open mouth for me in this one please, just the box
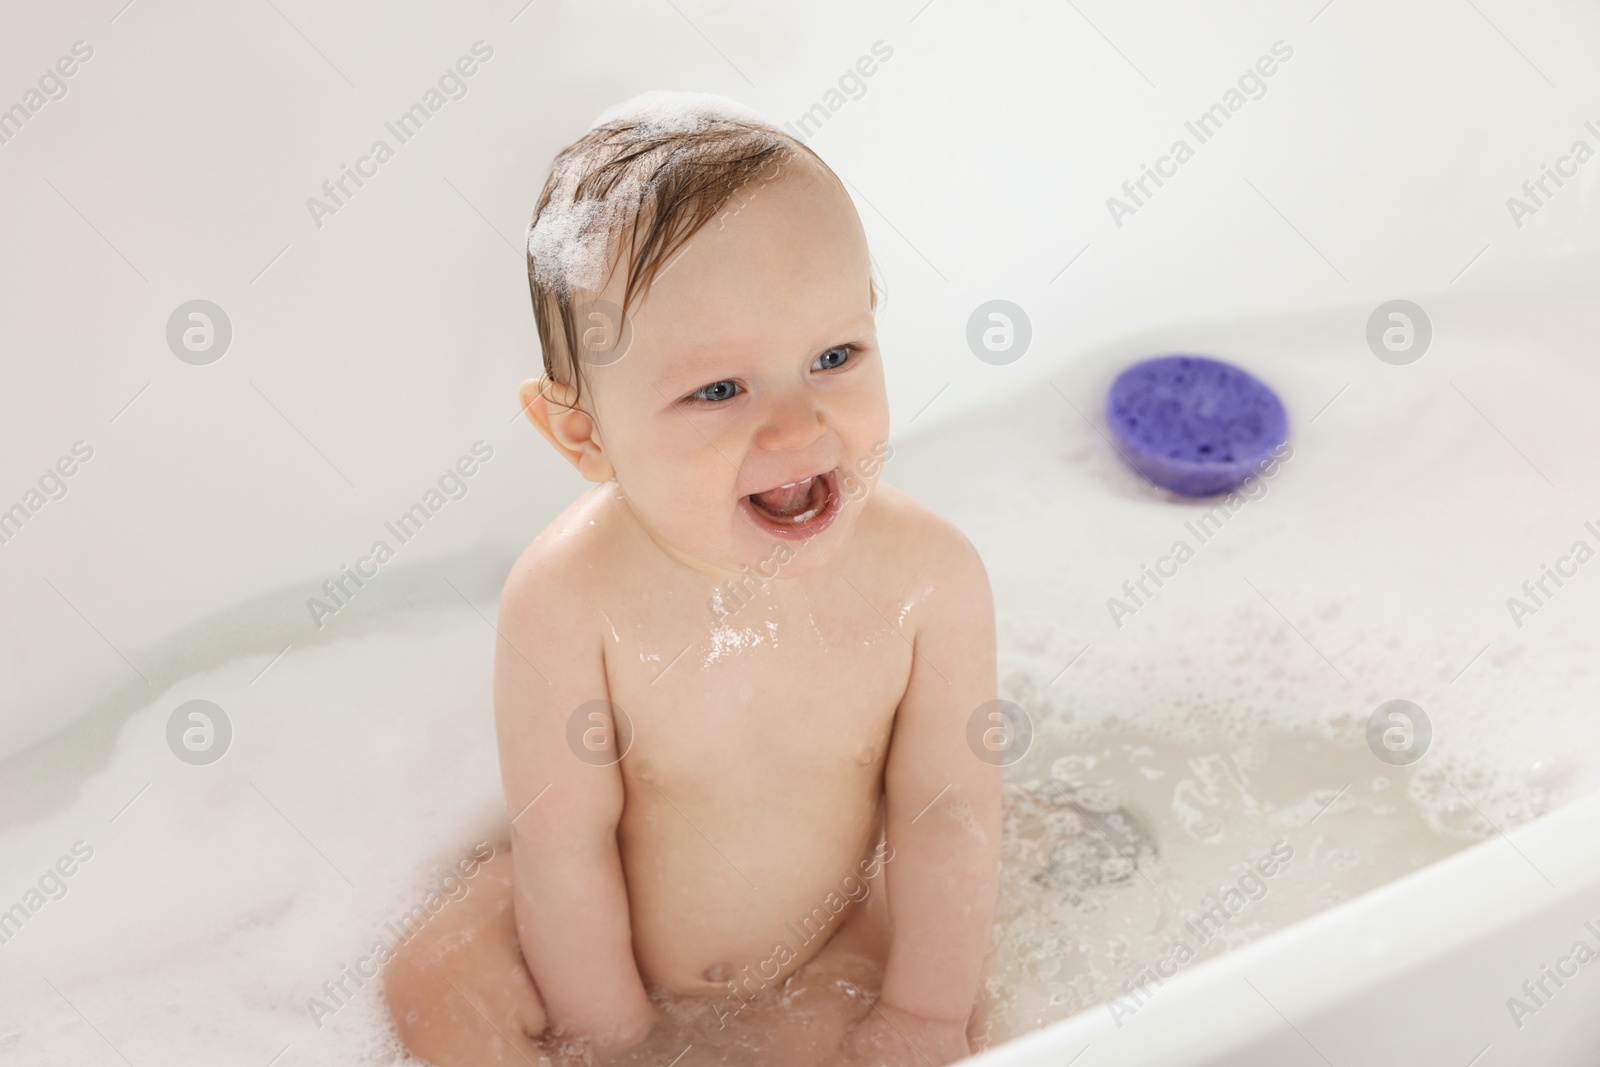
[740,469,841,540]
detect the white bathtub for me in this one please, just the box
[5,291,1598,1064]
[975,791,1600,1066]
[886,292,1600,1067]
[5,0,1600,1063]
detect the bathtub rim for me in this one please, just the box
[969,784,1600,1065]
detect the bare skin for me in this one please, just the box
[384,153,1001,1067]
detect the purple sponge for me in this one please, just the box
[1105,355,1288,497]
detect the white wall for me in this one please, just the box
[2,0,1597,760]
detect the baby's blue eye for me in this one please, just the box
[691,380,740,403]
[812,345,853,371]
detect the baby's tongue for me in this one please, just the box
[750,477,813,516]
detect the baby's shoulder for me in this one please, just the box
[857,482,988,588]
[853,484,993,646]
[501,483,629,622]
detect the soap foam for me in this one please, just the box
[0,611,507,1066]
[527,171,644,296]
[528,91,782,298]
[589,90,777,135]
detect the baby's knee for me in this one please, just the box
[381,914,547,1061]
[382,940,445,1054]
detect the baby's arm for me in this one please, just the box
[494,561,657,1056]
[851,529,1002,1062]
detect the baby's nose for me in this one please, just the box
[753,391,824,452]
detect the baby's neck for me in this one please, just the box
[610,484,845,604]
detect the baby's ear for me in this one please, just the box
[520,377,614,483]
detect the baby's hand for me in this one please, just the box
[829,1002,971,1067]
[538,1011,658,1067]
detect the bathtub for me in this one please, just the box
[972,792,1600,1066]
[5,0,1600,1062]
[886,292,1600,1067]
[4,290,1598,1065]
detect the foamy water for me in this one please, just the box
[987,727,1491,1043]
[2,297,1597,1064]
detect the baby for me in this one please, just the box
[383,92,1001,1067]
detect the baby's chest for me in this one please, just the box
[602,597,915,776]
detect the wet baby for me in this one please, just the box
[383,92,1001,1067]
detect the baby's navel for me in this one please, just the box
[704,962,734,983]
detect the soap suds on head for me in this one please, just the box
[527,171,645,297]
[590,90,778,136]
[527,91,783,300]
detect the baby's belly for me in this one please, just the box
[618,769,886,996]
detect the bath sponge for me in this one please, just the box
[1105,355,1288,497]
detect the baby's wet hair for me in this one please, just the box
[526,93,880,411]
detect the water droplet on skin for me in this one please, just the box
[703,624,762,666]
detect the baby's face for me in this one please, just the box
[582,156,889,579]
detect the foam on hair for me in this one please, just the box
[589,89,778,135]
[527,93,780,299]
[524,91,806,405]
[526,172,642,297]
